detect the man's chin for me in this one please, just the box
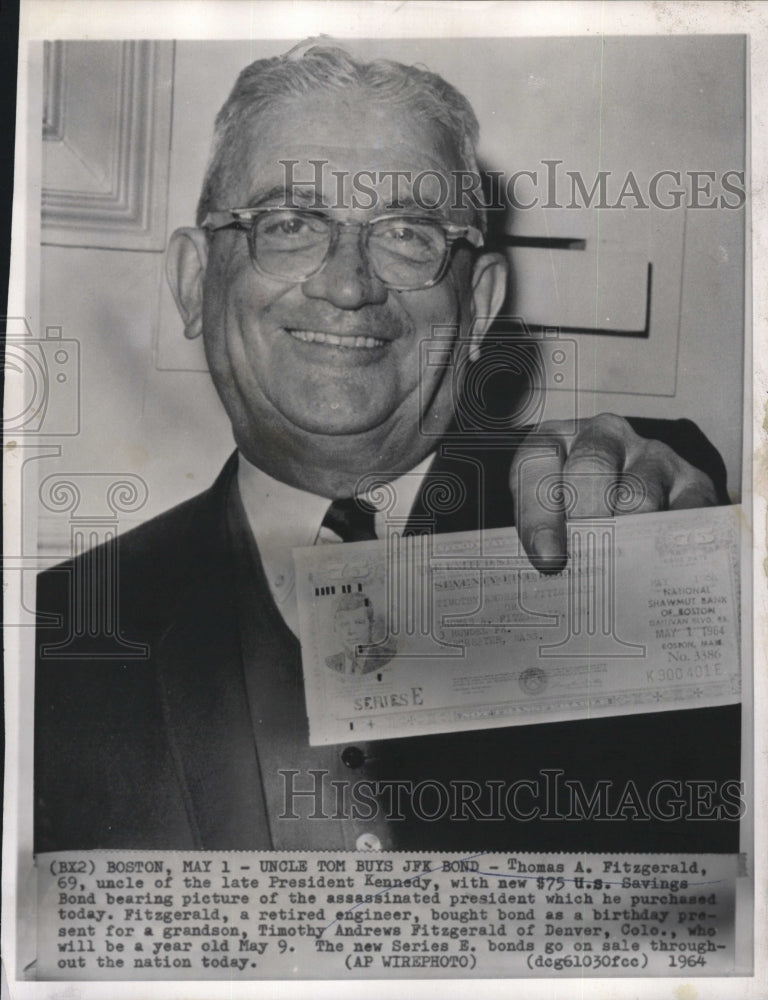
[276,403,392,439]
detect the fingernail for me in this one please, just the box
[531,527,560,558]
[530,527,566,573]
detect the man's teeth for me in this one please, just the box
[287,329,385,349]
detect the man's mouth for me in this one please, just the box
[286,328,387,349]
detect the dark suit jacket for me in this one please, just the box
[35,419,740,853]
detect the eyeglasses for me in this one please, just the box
[201,207,484,291]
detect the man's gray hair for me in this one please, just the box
[196,42,482,225]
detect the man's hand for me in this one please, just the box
[510,413,718,572]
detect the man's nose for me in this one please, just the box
[301,231,388,308]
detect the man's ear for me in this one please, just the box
[468,251,508,362]
[165,228,209,340]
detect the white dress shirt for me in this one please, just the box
[237,453,435,635]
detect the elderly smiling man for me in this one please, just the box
[35,43,736,854]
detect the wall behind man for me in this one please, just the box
[38,36,745,553]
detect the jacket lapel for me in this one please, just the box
[154,456,273,849]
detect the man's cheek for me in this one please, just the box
[230,272,273,317]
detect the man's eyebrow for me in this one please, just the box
[245,185,325,208]
[380,194,441,215]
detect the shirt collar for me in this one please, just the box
[238,455,332,568]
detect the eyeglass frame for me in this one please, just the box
[200,207,485,291]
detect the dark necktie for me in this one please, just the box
[321,496,378,542]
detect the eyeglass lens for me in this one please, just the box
[248,211,449,287]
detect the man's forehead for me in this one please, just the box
[265,141,454,169]
[219,93,463,207]
[250,146,458,208]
